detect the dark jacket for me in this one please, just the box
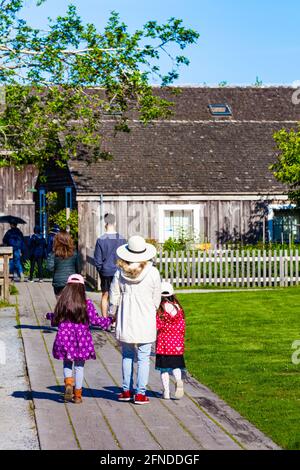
[3,227,24,251]
[29,234,47,258]
[48,251,81,288]
[94,233,126,277]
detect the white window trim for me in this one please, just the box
[158,204,200,243]
[268,203,296,241]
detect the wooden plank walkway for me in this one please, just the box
[14,282,280,451]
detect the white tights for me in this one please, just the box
[160,368,182,393]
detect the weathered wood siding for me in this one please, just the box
[77,196,274,267]
[0,165,38,241]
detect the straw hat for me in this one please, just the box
[116,235,157,263]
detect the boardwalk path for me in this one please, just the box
[14,282,280,450]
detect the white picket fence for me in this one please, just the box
[85,247,300,289]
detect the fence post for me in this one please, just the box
[159,248,163,274]
[284,249,288,287]
[252,250,256,287]
[247,250,250,288]
[290,248,294,286]
[164,251,169,283]
[192,251,196,286]
[219,250,223,287]
[230,250,234,286]
[170,251,174,285]
[186,250,191,287]
[279,250,284,287]
[214,249,218,287]
[225,250,229,287]
[268,249,272,287]
[3,253,10,301]
[175,251,179,289]
[197,251,201,287]
[241,250,245,288]
[257,249,261,287]
[181,250,185,287]
[208,250,212,286]
[274,250,277,287]
[203,250,207,287]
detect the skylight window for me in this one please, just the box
[208,104,232,116]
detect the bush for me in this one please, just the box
[48,209,78,243]
[23,259,52,279]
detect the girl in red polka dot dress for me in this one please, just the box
[155,281,186,400]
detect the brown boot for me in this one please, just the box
[73,388,82,404]
[64,378,74,402]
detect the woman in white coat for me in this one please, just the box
[109,235,161,404]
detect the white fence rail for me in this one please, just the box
[86,248,300,289]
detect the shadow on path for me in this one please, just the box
[12,385,120,403]
[14,324,56,332]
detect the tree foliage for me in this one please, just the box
[0,0,199,169]
[271,126,300,205]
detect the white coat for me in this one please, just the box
[109,262,161,344]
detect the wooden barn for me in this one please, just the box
[2,86,300,266]
[67,86,299,265]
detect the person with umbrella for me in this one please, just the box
[1,216,26,282]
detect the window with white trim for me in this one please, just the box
[268,204,300,242]
[273,209,300,242]
[158,205,199,243]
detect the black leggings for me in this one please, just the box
[29,256,43,280]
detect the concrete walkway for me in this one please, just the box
[11,282,280,450]
[0,306,39,449]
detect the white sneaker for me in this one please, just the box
[174,380,184,399]
[162,390,170,400]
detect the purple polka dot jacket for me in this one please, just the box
[46,299,112,361]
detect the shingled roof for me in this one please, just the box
[69,87,300,195]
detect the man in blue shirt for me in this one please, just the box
[94,213,126,317]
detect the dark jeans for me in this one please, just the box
[9,249,23,277]
[29,256,43,280]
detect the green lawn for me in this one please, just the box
[178,287,300,450]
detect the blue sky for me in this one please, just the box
[21,0,300,85]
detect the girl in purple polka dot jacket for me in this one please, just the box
[46,274,113,404]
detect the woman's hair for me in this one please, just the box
[53,231,74,259]
[158,295,185,318]
[53,283,88,325]
[34,225,41,234]
[117,259,147,278]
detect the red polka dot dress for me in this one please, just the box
[155,300,186,372]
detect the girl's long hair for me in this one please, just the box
[53,231,74,259]
[157,294,185,318]
[53,283,88,325]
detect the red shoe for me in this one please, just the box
[118,390,132,401]
[134,394,150,405]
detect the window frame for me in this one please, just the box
[267,203,298,241]
[158,204,200,243]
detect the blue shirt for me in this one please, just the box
[94,233,126,277]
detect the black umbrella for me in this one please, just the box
[0,215,27,225]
